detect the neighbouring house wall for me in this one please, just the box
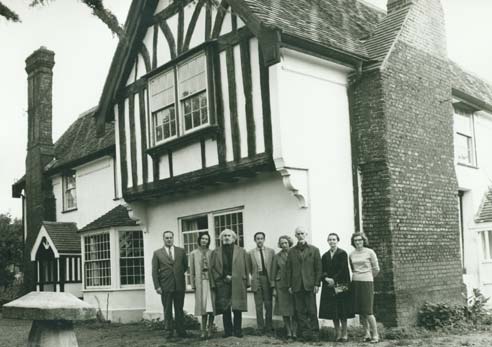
[456,110,492,303]
[52,156,120,228]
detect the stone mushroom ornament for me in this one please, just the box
[2,291,96,347]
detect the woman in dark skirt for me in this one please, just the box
[319,233,354,342]
[271,235,297,339]
[349,232,380,344]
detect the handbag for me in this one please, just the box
[334,283,349,295]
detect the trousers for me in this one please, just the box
[253,274,273,330]
[294,290,319,336]
[161,290,185,334]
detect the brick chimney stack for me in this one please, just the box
[23,47,56,292]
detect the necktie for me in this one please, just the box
[168,246,173,261]
[260,248,267,276]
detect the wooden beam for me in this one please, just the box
[226,46,241,162]
[205,3,212,41]
[183,0,205,52]
[159,20,177,60]
[240,39,256,157]
[152,23,158,69]
[177,8,185,54]
[213,48,226,165]
[140,44,152,74]
[129,94,139,187]
[139,90,149,185]
[211,0,229,39]
[118,101,128,192]
[201,138,206,169]
[168,151,174,178]
[258,48,273,154]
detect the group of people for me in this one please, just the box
[151,227,380,343]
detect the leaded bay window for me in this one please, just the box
[119,230,145,285]
[214,210,244,248]
[149,53,209,146]
[181,215,208,287]
[84,233,111,287]
[63,173,77,211]
[481,230,492,261]
[454,107,476,166]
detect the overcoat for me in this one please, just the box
[189,248,215,315]
[210,245,250,312]
[151,246,188,292]
[248,247,275,292]
[286,243,322,292]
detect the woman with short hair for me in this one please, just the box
[319,233,354,342]
[271,235,297,339]
[189,232,215,339]
[349,232,380,343]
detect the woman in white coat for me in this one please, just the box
[189,232,215,339]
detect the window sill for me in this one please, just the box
[457,162,478,169]
[147,125,220,158]
[61,208,78,214]
[82,286,145,293]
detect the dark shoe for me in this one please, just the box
[177,331,188,338]
[340,337,349,343]
[234,331,243,338]
[364,337,372,342]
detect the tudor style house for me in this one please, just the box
[12,0,492,326]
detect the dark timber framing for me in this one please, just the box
[183,0,205,52]
[159,20,177,60]
[138,90,149,185]
[140,44,152,73]
[205,3,212,41]
[118,102,128,191]
[213,48,226,165]
[177,8,185,54]
[168,152,174,178]
[200,139,206,169]
[211,1,229,39]
[258,48,273,154]
[240,39,255,157]
[225,46,241,161]
[152,23,158,69]
[128,93,139,187]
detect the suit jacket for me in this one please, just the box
[321,248,350,286]
[210,245,250,312]
[248,247,275,292]
[271,250,289,289]
[152,246,188,293]
[286,242,322,292]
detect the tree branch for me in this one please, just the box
[0,2,21,22]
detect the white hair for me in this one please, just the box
[219,228,237,241]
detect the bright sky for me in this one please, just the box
[0,0,491,219]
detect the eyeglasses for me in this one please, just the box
[353,239,364,242]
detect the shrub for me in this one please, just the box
[141,311,200,331]
[465,289,490,325]
[417,302,465,330]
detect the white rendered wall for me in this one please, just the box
[53,156,120,229]
[455,110,492,303]
[269,49,356,254]
[140,172,308,320]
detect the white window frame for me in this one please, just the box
[118,229,145,287]
[83,231,111,289]
[149,52,209,147]
[479,229,492,263]
[81,227,145,291]
[62,173,77,211]
[454,107,477,167]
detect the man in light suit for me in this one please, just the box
[248,232,275,334]
[152,230,188,338]
[286,226,322,341]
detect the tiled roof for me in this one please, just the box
[244,0,385,57]
[450,61,492,109]
[50,108,115,171]
[364,5,410,62]
[79,205,138,233]
[42,221,80,253]
[475,187,492,224]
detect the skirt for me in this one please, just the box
[201,279,214,314]
[274,287,295,317]
[351,281,374,315]
[318,285,354,320]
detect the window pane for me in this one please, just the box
[150,70,175,111]
[64,174,77,210]
[455,110,472,136]
[119,230,145,286]
[214,211,244,248]
[154,106,177,143]
[178,55,206,99]
[488,231,492,260]
[181,216,209,287]
[84,233,111,287]
[456,133,472,164]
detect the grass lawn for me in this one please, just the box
[1,314,492,347]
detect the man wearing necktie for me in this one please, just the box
[152,230,189,338]
[248,232,275,334]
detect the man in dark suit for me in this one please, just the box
[286,226,322,340]
[152,230,188,338]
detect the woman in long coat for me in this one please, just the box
[319,233,354,342]
[189,232,215,339]
[210,229,250,337]
[271,235,297,339]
